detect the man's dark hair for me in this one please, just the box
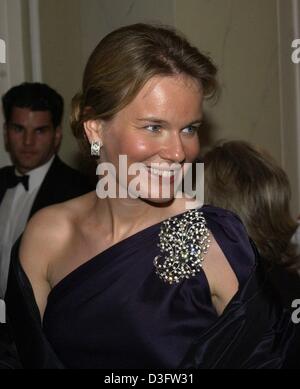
[2,82,64,128]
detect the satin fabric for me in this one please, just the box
[5,205,296,369]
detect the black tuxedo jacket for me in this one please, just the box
[0,155,94,219]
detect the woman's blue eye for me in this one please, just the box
[182,125,198,134]
[144,125,161,132]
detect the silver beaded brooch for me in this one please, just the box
[154,209,210,284]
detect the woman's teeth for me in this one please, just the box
[148,167,175,178]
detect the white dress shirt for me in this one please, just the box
[0,156,54,297]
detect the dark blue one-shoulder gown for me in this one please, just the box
[6,205,296,368]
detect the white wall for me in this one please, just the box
[79,0,175,64]
[1,0,300,215]
[277,0,300,216]
[0,0,9,167]
[175,0,282,161]
[37,0,175,170]
[0,0,27,167]
[174,0,300,216]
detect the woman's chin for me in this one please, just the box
[141,196,175,207]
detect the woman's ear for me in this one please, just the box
[83,119,103,145]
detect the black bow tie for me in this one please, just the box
[6,169,29,191]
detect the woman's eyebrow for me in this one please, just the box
[137,117,203,126]
[137,117,169,125]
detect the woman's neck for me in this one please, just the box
[92,195,182,242]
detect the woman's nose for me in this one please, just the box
[159,133,185,163]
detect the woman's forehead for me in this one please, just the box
[124,75,203,118]
[140,74,202,99]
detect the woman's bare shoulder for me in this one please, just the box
[19,192,95,318]
[20,192,95,264]
[20,204,72,260]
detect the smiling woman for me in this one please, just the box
[90,74,202,203]
[5,23,296,369]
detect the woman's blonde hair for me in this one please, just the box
[204,140,300,270]
[71,23,218,153]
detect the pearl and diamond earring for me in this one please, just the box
[91,140,103,157]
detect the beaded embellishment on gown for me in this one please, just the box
[154,209,210,284]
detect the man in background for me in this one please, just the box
[0,82,93,297]
[0,82,93,368]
